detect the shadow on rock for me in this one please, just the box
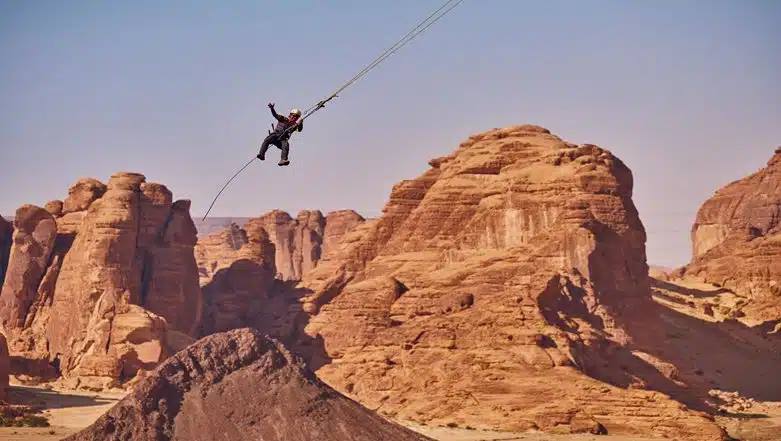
[650,278,732,299]
[198,260,331,371]
[8,385,118,409]
[597,294,781,412]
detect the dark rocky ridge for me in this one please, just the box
[65,328,430,441]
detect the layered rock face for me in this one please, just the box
[0,332,8,401]
[194,210,364,337]
[685,147,781,324]
[195,221,277,335]
[0,173,203,389]
[250,210,366,281]
[296,126,724,439]
[0,216,12,287]
[66,328,430,441]
[0,206,57,329]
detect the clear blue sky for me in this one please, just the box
[1,0,779,266]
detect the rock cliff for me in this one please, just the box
[294,125,725,439]
[194,210,365,337]
[685,147,781,324]
[0,216,12,287]
[0,173,202,389]
[0,332,8,401]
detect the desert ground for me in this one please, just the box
[0,382,663,441]
[0,382,123,441]
[3,375,781,441]
[0,382,669,441]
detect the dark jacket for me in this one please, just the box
[270,107,303,139]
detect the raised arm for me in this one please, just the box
[268,103,286,123]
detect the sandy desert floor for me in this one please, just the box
[0,383,124,441]
[1,382,781,441]
[0,383,662,441]
[406,423,663,440]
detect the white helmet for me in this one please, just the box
[289,108,302,117]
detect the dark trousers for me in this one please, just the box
[259,133,290,160]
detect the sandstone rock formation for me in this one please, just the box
[62,178,106,214]
[251,210,366,281]
[257,210,323,280]
[194,220,277,336]
[194,210,365,337]
[0,332,9,401]
[0,216,15,291]
[0,173,203,389]
[292,125,725,439]
[44,200,63,217]
[684,147,781,324]
[322,210,366,257]
[195,222,275,286]
[0,206,57,329]
[196,210,364,285]
[66,328,431,441]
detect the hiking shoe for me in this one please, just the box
[278,159,290,166]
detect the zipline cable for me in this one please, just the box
[298,0,465,123]
[201,0,465,220]
[201,157,257,221]
[300,0,464,118]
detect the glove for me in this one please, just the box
[268,102,275,109]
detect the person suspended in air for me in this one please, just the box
[257,103,303,166]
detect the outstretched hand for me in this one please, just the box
[267,102,275,109]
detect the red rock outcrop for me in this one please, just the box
[294,125,725,439]
[194,210,365,337]
[0,332,9,401]
[65,328,431,441]
[684,147,781,324]
[0,206,57,329]
[44,200,63,217]
[252,210,323,281]
[140,199,203,336]
[194,220,277,336]
[322,210,367,257]
[195,222,274,285]
[0,216,14,290]
[243,210,365,281]
[62,178,106,214]
[0,173,203,389]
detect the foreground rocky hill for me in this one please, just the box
[680,147,781,325]
[0,173,202,389]
[66,328,430,441]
